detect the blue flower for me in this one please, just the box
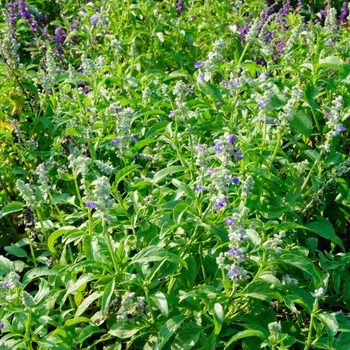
[195,185,203,192]
[224,217,233,225]
[86,201,96,209]
[0,322,4,329]
[337,124,346,132]
[112,138,120,145]
[213,143,223,154]
[227,134,236,143]
[232,176,239,184]
[194,61,203,68]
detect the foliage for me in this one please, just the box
[0,0,350,349]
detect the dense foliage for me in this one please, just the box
[0,0,350,349]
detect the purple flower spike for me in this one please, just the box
[112,138,120,145]
[194,61,203,69]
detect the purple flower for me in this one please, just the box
[233,79,241,87]
[91,15,98,26]
[29,140,38,147]
[232,176,239,184]
[169,110,175,118]
[233,150,244,161]
[214,196,229,210]
[195,185,203,192]
[213,143,223,154]
[194,61,203,68]
[199,73,205,81]
[224,217,233,226]
[0,322,4,329]
[326,39,332,46]
[3,282,10,289]
[175,0,186,14]
[130,135,137,142]
[18,0,32,21]
[86,201,96,209]
[187,88,194,94]
[195,144,204,152]
[325,112,332,117]
[337,124,346,132]
[340,2,349,23]
[112,138,120,145]
[227,246,238,256]
[228,266,238,278]
[227,134,236,143]
[257,101,264,108]
[117,107,123,113]
[207,168,214,175]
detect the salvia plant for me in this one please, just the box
[0,0,350,349]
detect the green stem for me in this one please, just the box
[103,222,119,275]
[311,109,321,134]
[35,209,47,243]
[304,299,318,350]
[237,42,249,66]
[269,132,282,168]
[73,173,85,211]
[28,237,38,268]
[301,149,324,193]
[199,243,208,284]
[144,285,156,323]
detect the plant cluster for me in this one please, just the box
[0,0,350,349]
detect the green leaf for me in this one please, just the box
[23,268,59,282]
[132,246,187,268]
[173,202,191,225]
[101,278,116,316]
[158,316,186,349]
[197,80,222,101]
[151,291,169,317]
[76,325,105,344]
[291,111,313,137]
[213,303,224,335]
[171,323,204,350]
[145,121,168,138]
[0,201,24,220]
[276,252,323,285]
[172,179,196,201]
[48,226,81,254]
[75,291,103,318]
[0,255,24,273]
[114,165,140,187]
[4,245,27,258]
[316,312,339,338]
[153,166,188,184]
[225,330,266,348]
[108,322,145,338]
[305,84,320,109]
[305,221,345,252]
[319,56,343,68]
